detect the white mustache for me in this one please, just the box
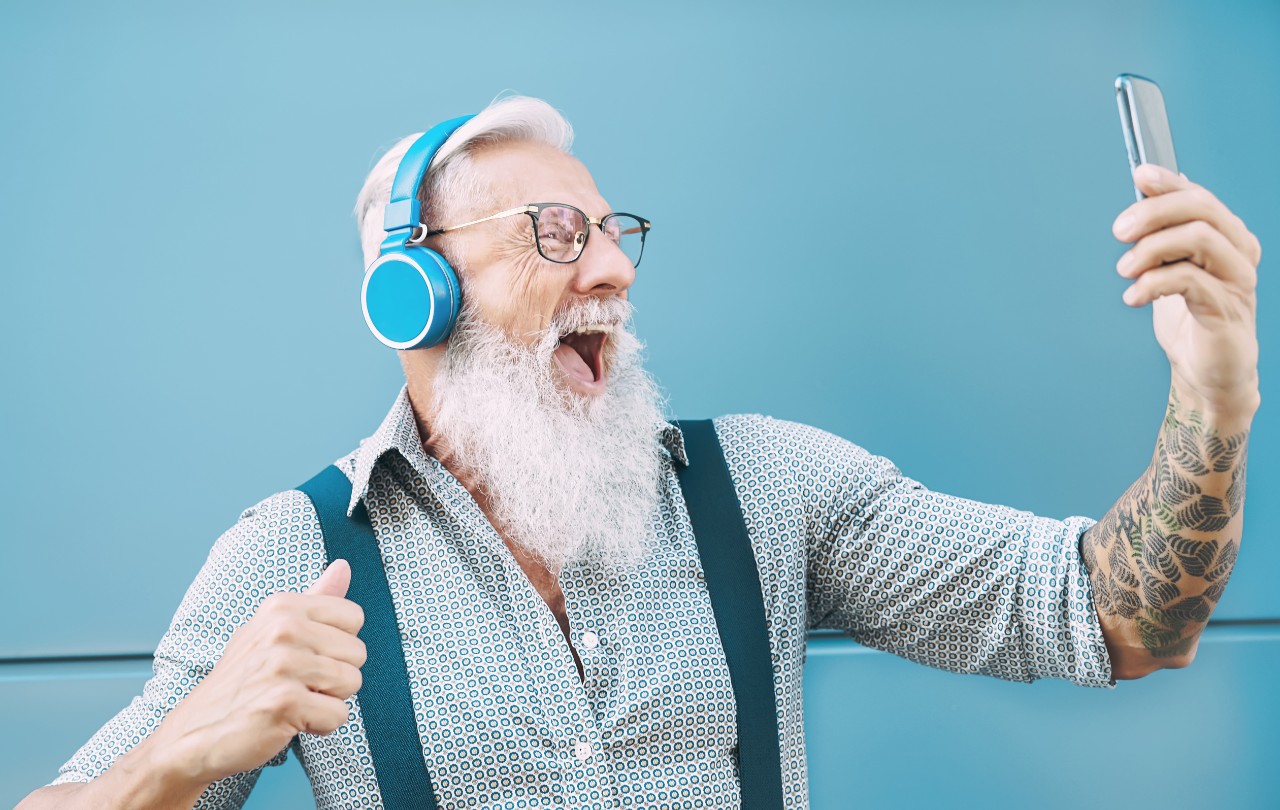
[546,297,634,340]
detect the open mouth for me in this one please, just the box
[553,323,613,394]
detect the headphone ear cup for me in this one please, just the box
[361,245,460,350]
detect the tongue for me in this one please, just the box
[554,342,596,383]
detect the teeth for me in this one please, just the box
[570,323,614,335]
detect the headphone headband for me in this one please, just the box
[363,111,476,351]
[383,113,477,233]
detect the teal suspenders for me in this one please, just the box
[297,465,436,810]
[296,418,785,809]
[674,419,787,810]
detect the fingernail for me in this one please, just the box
[1115,213,1136,238]
[1117,251,1134,275]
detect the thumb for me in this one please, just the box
[306,559,351,599]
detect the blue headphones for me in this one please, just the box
[361,114,476,350]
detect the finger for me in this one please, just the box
[293,690,353,736]
[305,559,351,599]
[304,622,369,668]
[1132,163,1190,197]
[1122,260,1240,317]
[1117,220,1257,290]
[303,595,365,635]
[1115,173,1261,265]
[296,653,363,699]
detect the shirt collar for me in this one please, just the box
[348,385,690,516]
[347,385,432,516]
[660,420,689,467]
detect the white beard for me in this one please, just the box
[428,297,667,574]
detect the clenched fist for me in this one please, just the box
[149,559,367,786]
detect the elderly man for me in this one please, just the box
[20,95,1260,809]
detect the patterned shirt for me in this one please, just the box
[53,386,1113,808]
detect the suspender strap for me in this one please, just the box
[297,465,438,810]
[674,419,786,810]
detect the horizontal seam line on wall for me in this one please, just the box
[0,652,154,666]
[6,619,1280,666]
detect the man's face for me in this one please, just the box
[421,141,664,573]
[438,141,637,398]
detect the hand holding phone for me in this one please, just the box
[1107,72,1261,422]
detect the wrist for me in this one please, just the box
[1169,377,1260,427]
[109,729,210,809]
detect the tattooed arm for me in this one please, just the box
[1080,385,1255,679]
[1090,163,1262,678]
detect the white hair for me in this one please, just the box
[353,95,574,269]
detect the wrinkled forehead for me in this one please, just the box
[469,141,609,213]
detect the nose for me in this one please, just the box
[570,224,636,297]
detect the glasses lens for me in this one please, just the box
[602,214,647,267]
[534,205,589,262]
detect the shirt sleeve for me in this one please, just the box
[726,414,1113,687]
[49,490,329,806]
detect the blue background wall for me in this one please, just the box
[3,1,1276,807]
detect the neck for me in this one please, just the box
[403,369,486,500]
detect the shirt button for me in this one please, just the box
[580,631,600,650]
[573,741,593,761]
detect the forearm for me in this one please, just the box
[1080,383,1255,679]
[16,733,210,810]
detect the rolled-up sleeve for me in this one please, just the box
[726,415,1113,687]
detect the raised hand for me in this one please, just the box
[147,559,367,788]
[1114,163,1261,416]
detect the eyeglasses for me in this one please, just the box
[416,203,651,268]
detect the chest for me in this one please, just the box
[349,464,741,804]
[501,531,582,678]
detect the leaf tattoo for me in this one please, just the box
[1081,389,1250,659]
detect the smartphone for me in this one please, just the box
[1115,73,1178,200]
